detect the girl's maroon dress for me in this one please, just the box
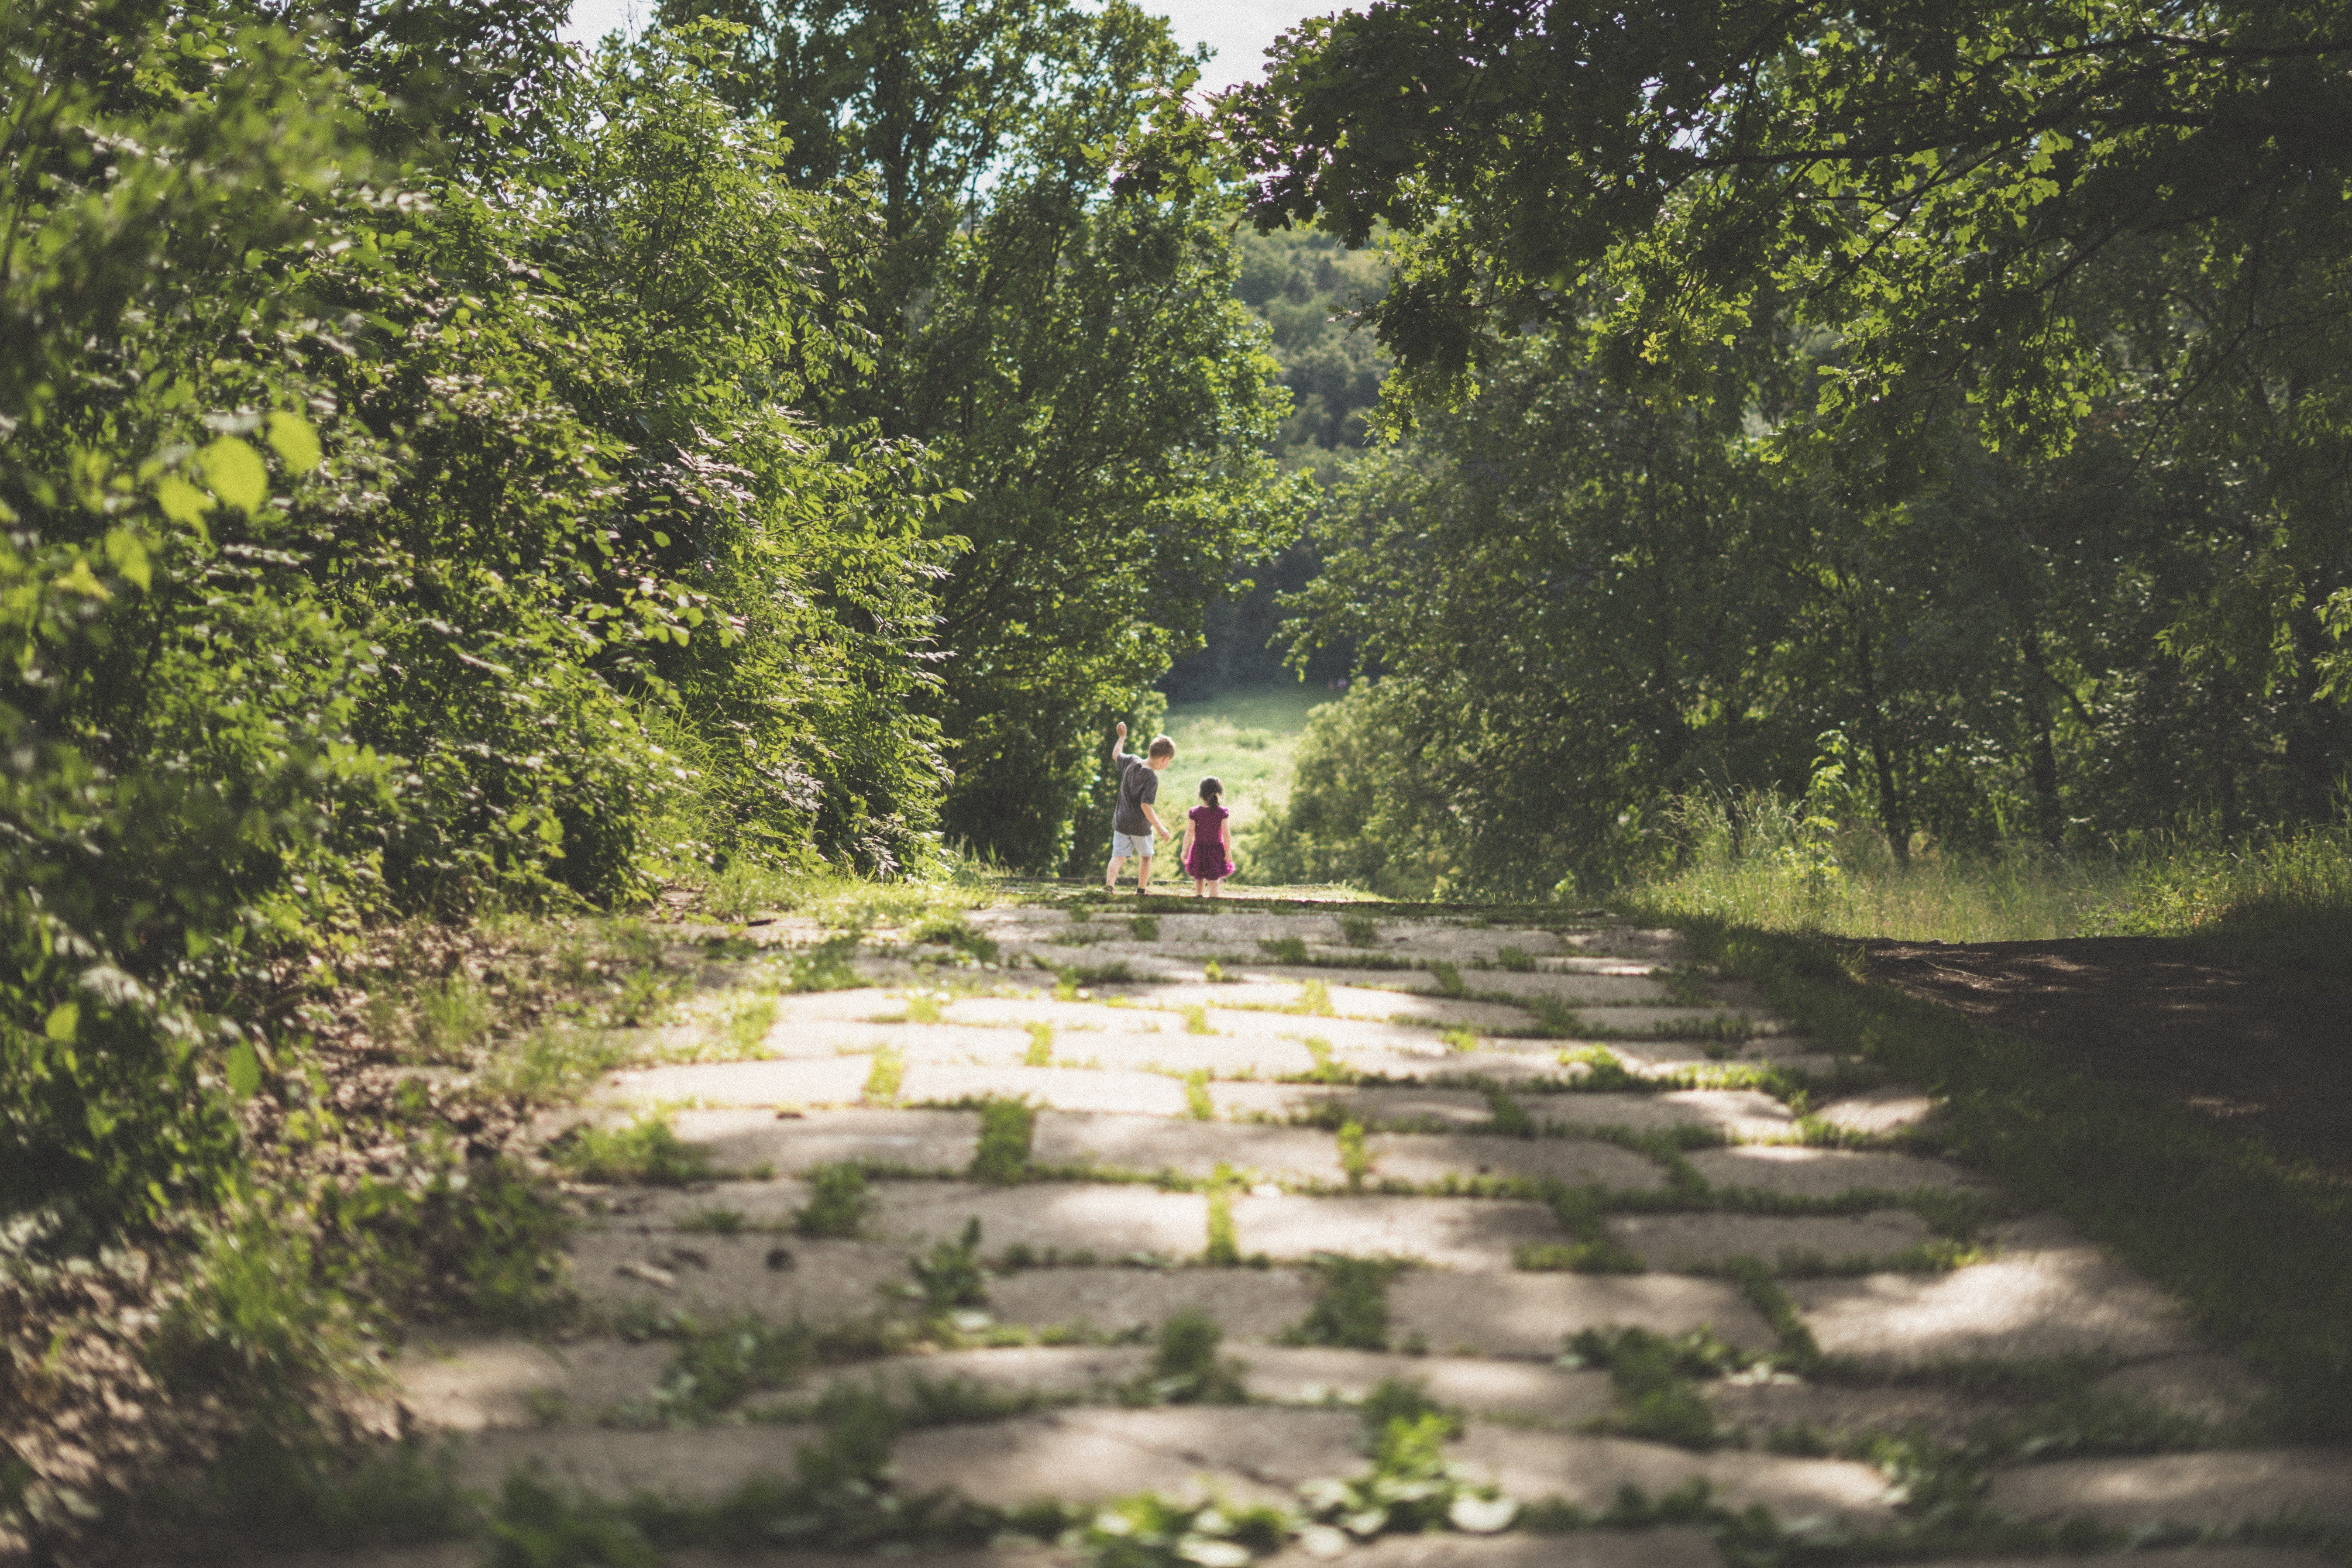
[1185,805,1235,880]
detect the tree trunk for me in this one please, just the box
[1854,627,1910,864]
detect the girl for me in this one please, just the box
[1181,777,1236,897]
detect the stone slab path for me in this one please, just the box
[369,899,2352,1565]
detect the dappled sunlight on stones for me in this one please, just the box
[1787,1216,2199,1364]
[1391,1272,1776,1355]
[873,1182,1209,1256]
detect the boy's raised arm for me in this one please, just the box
[1110,719,1132,767]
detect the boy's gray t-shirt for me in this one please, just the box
[1113,757,1159,836]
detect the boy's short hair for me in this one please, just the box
[1147,735,1176,760]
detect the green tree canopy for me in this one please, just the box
[664,0,1303,869]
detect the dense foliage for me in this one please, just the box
[1166,226,1386,698]
[658,0,1299,870]
[1234,3,2352,895]
[2,0,1279,1235]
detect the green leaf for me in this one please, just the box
[105,530,152,592]
[266,410,322,473]
[225,1041,261,1098]
[45,1003,79,1042]
[155,475,213,524]
[203,437,269,513]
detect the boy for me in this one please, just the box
[1105,720,1175,893]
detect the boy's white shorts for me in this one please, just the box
[1110,830,1156,859]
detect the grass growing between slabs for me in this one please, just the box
[1655,915,2352,1438]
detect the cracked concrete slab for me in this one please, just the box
[800,1344,1152,1405]
[1451,1425,1896,1522]
[2092,1352,2271,1426]
[898,1063,1194,1115]
[392,1332,673,1430]
[987,1265,1318,1340]
[1787,1216,2200,1364]
[1990,1449,2352,1527]
[573,1178,810,1231]
[1704,1377,2023,1449]
[597,1054,874,1109]
[670,1107,980,1173]
[1142,982,1539,1034]
[1209,1085,1793,1139]
[1232,1346,1614,1425]
[1034,1113,1346,1183]
[1364,1131,1670,1192]
[1391,1272,1776,1356]
[459,1424,814,1502]
[892,1406,1358,1509]
[1602,1210,1934,1272]
[567,1231,910,1319]
[1686,1145,1982,1196]
[1230,1193,1560,1269]
[873,1182,1210,1258]
[1262,1530,1724,1568]
[1812,1086,1938,1135]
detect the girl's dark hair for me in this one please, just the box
[1198,776,1223,805]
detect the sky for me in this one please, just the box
[559,0,1321,88]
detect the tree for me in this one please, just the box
[1229,1,2352,818]
[663,0,1300,869]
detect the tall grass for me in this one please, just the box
[1624,790,2352,960]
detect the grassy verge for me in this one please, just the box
[1652,915,2352,1437]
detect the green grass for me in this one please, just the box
[1183,1069,1214,1121]
[863,1044,905,1103]
[1141,1307,1248,1404]
[1159,683,1334,830]
[1337,1119,1371,1190]
[907,1218,989,1317]
[969,1098,1035,1184]
[1024,1022,1053,1066]
[548,1116,712,1186]
[1281,1255,1399,1350]
[1654,916,2352,1430]
[1626,789,2352,961]
[792,1163,876,1238]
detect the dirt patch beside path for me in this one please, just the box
[1866,937,2352,1173]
